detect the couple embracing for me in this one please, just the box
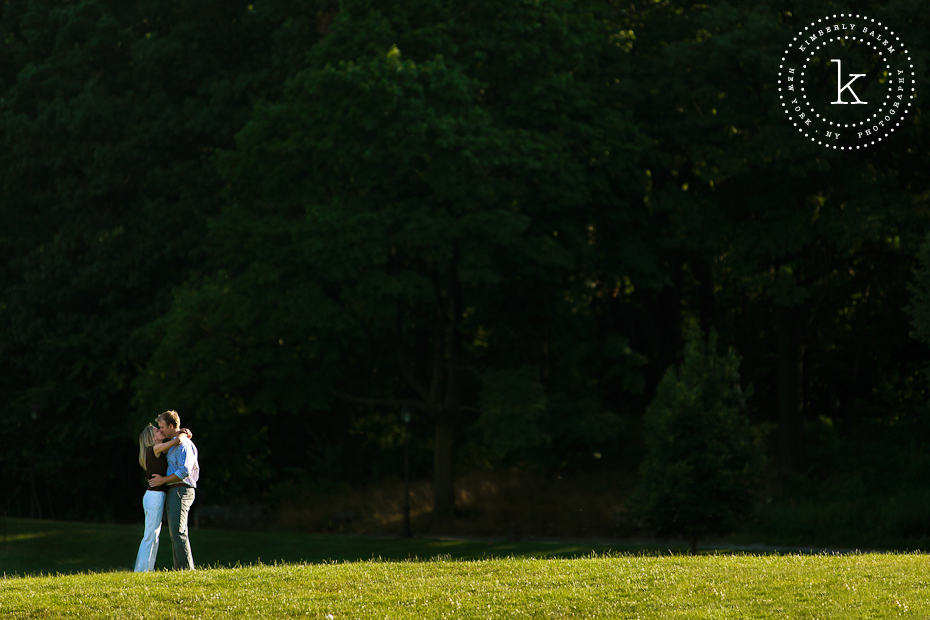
[133,410,200,571]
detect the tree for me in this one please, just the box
[633,326,761,553]
[905,233,930,362]
[625,0,930,475]
[0,0,330,518]
[136,0,647,517]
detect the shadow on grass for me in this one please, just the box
[0,517,888,578]
[0,517,666,577]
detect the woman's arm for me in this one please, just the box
[152,436,181,456]
[152,428,193,457]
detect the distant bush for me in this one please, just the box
[633,326,762,552]
[753,418,930,549]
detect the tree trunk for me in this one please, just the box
[432,412,455,517]
[776,306,803,474]
[431,247,463,519]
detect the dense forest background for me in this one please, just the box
[2,0,929,546]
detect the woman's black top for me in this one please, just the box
[144,445,169,492]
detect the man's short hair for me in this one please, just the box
[158,410,181,429]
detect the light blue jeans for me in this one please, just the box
[133,490,166,572]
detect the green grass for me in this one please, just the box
[4,554,930,618]
[4,518,930,618]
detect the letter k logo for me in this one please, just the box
[830,59,867,104]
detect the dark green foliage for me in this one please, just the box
[634,327,761,549]
[907,233,930,350]
[0,0,929,537]
[0,0,329,518]
[473,367,549,465]
[133,0,644,512]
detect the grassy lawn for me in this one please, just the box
[3,518,930,618]
[3,554,930,618]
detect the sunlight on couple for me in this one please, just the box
[133,409,200,571]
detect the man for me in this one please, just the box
[148,409,200,570]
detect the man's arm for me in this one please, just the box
[148,473,182,487]
[165,441,192,481]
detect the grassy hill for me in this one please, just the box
[4,553,930,618]
[4,518,930,617]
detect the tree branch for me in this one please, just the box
[394,311,430,403]
[332,391,430,414]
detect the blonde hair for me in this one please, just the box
[157,409,181,429]
[138,425,158,469]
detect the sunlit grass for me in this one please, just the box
[3,554,930,618]
[3,518,930,617]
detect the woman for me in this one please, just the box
[132,424,190,572]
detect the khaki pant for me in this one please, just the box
[166,485,196,570]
